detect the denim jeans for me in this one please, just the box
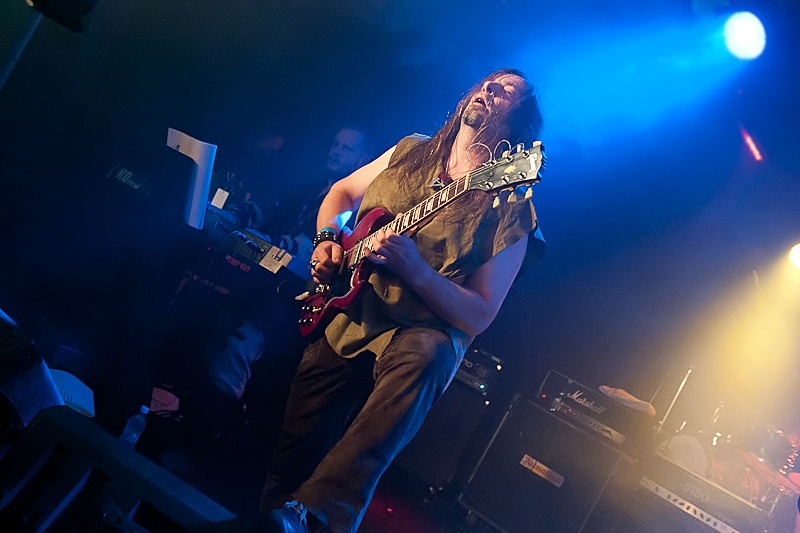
[260,327,460,533]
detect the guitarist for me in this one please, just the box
[257,69,547,533]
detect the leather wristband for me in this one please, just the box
[312,228,340,249]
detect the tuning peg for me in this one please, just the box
[524,186,533,199]
[492,195,501,208]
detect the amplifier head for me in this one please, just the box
[455,347,503,396]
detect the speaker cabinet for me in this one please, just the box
[459,395,635,533]
[391,380,488,492]
[612,450,771,533]
[0,406,243,532]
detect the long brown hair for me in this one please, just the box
[391,68,544,179]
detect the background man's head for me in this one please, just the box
[326,126,374,177]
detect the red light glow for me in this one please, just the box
[739,125,763,161]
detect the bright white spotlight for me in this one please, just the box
[724,12,766,60]
[790,244,800,268]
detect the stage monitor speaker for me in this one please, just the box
[391,380,488,492]
[0,405,244,532]
[459,395,635,533]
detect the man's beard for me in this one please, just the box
[462,106,486,129]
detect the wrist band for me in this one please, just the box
[313,228,340,249]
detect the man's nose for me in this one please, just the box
[483,81,502,96]
[480,82,501,105]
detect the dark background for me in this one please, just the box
[1,0,799,468]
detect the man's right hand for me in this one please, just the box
[310,240,343,284]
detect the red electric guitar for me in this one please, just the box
[298,141,546,336]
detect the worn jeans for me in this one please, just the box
[259,327,460,533]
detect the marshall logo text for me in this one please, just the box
[566,390,608,414]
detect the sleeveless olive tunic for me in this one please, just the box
[325,135,543,359]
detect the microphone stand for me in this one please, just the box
[656,366,693,435]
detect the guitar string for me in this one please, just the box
[341,175,465,272]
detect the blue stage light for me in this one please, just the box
[724,12,766,59]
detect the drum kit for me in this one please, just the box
[656,425,798,510]
[651,376,799,533]
[650,366,800,528]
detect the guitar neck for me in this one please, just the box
[344,174,471,268]
[392,175,471,235]
[342,141,544,269]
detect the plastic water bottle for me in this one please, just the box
[120,405,149,447]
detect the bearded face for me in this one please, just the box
[460,73,527,141]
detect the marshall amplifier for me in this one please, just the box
[536,370,645,450]
[459,395,637,533]
[614,451,770,533]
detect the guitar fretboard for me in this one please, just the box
[344,174,471,269]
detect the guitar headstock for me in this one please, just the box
[467,141,545,202]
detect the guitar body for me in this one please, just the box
[299,207,395,336]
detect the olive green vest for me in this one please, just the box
[325,135,543,359]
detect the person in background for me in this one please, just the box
[154,126,375,473]
[210,125,288,230]
[263,126,375,266]
[204,125,375,417]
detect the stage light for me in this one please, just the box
[724,12,766,59]
[790,244,800,268]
